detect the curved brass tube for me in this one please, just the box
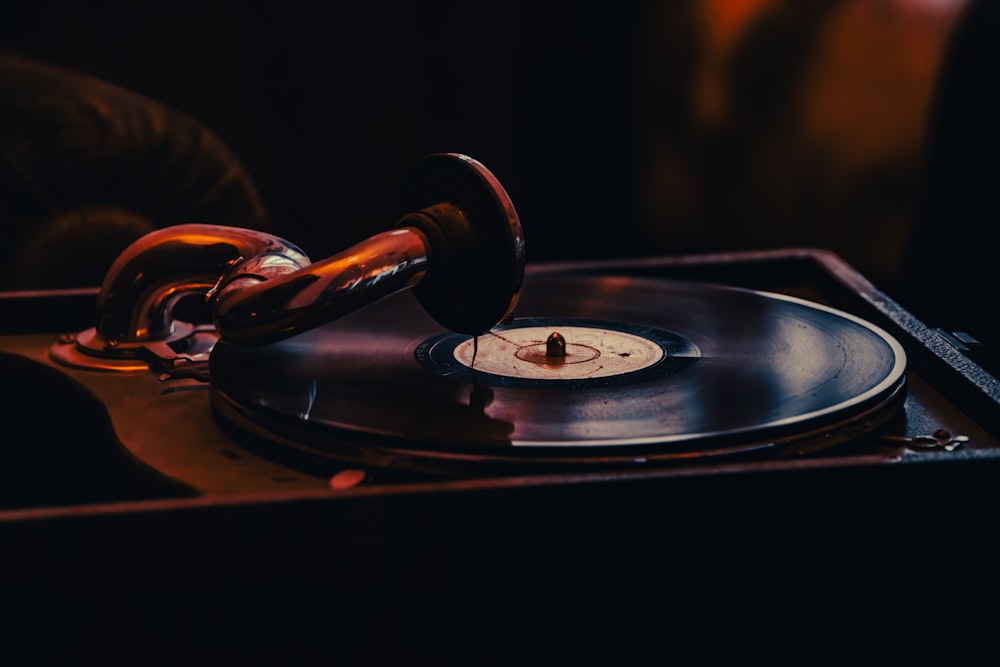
[87,222,432,350]
[64,154,524,366]
[209,227,431,345]
[95,224,309,344]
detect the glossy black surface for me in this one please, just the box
[209,274,907,472]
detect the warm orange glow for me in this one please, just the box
[695,0,779,129]
[702,0,778,57]
[638,0,970,287]
[799,0,964,165]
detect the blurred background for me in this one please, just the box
[0,0,993,341]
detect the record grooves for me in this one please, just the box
[208,274,908,474]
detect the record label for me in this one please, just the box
[416,318,700,388]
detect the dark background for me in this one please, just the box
[2,4,1000,661]
[0,0,994,342]
[0,0,649,262]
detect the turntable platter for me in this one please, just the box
[208,274,907,473]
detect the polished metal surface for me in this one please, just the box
[210,227,431,345]
[213,153,526,344]
[53,153,526,366]
[97,224,309,345]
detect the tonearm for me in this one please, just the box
[51,153,525,371]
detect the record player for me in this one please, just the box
[3,154,999,663]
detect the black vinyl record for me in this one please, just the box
[208,274,907,473]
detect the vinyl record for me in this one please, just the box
[208,274,907,473]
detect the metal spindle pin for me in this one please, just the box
[546,332,567,358]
